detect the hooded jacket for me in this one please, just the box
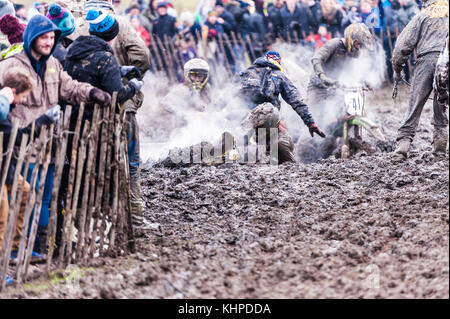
[0,15,93,128]
[65,35,137,108]
[240,57,314,127]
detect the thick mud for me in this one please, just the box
[1,87,448,299]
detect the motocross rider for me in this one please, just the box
[307,22,375,131]
[392,0,449,159]
[161,58,211,115]
[239,51,326,164]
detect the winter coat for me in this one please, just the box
[65,35,137,108]
[0,15,93,129]
[392,0,449,73]
[52,38,73,66]
[76,13,150,113]
[219,9,238,36]
[321,8,344,37]
[152,13,178,43]
[239,57,314,126]
[280,4,304,41]
[267,4,283,40]
[225,0,248,34]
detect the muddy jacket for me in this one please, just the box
[240,57,314,126]
[76,14,150,113]
[392,0,449,73]
[310,38,350,88]
[65,35,137,108]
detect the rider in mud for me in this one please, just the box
[303,23,376,160]
[161,58,211,115]
[307,23,375,118]
[392,0,449,160]
[239,51,326,164]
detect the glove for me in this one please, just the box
[308,123,326,138]
[120,65,142,79]
[44,104,61,123]
[89,88,111,108]
[129,78,144,92]
[319,73,337,87]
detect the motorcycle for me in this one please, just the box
[337,84,388,159]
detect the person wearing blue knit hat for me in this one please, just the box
[86,8,120,42]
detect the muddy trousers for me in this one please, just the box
[397,53,449,142]
[125,112,144,226]
[0,176,35,252]
[250,103,296,164]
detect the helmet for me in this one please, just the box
[344,23,375,55]
[184,58,210,92]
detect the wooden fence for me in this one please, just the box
[0,93,135,291]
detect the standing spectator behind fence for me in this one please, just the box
[131,15,151,47]
[306,23,332,51]
[0,67,60,271]
[0,14,111,256]
[280,0,305,42]
[81,0,151,233]
[267,0,284,41]
[320,0,344,37]
[179,10,202,43]
[127,3,152,34]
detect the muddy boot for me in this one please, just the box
[392,138,411,161]
[433,126,448,155]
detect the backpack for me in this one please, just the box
[239,65,277,105]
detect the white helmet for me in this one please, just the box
[184,58,210,92]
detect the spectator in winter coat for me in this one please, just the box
[152,1,178,43]
[280,0,305,42]
[179,10,202,43]
[320,0,344,37]
[65,9,143,112]
[306,24,332,50]
[130,15,151,47]
[267,0,284,41]
[1,67,59,272]
[80,0,151,230]
[0,14,111,255]
[215,2,238,36]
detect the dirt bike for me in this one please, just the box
[334,84,388,159]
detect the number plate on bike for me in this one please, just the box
[344,90,364,116]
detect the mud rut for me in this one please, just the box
[1,87,448,299]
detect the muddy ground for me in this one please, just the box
[1,86,448,299]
